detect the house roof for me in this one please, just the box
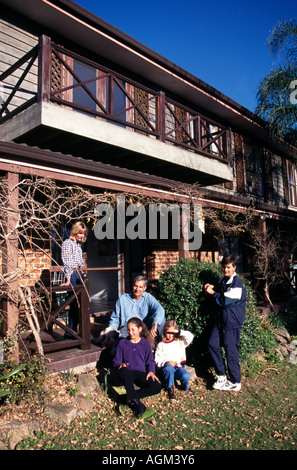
[2,0,296,159]
[0,139,188,197]
[1,140,296,223]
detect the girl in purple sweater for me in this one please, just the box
[113,317,161,418]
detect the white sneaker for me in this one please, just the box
[220,380,241,391]
[212,375,227,390]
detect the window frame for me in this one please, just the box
[287,161,297,206]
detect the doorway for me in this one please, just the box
[86,229,122,315]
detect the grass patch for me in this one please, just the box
[17,362,297,451]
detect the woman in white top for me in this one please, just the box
[154,319,194,399]
[60,221,88,338]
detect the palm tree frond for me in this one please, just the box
[268,18,297,65]
[256,18,297,145]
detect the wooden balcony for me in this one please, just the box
[0,35,233,185]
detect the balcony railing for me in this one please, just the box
[0,35,231,162]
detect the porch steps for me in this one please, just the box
[45,343,102,374]
[45,312,110,374]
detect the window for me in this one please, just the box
[66,58,128,124]
[106,78,127,124]
[288,161,297,206]
[244,141,264,197]
[73,60,97,111]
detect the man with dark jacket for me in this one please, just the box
[204,254,247,391]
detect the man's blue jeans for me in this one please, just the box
[162,364,191,390]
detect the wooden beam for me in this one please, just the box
[178,211,190,259]
[38,35,52,103]
[2,171,19,361]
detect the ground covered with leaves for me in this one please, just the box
[1,361,296,451]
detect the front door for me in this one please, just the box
[86,228,122,315]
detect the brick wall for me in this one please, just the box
[18,249,52,287]
[148,249,220,281]
[149,250,180,280]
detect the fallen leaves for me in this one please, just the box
[2,364,297,450]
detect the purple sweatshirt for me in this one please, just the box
[113,337,156,374]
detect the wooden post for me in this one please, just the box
[38,35,52,103]
[258,215,267,246]
[79,285,91,350]
[2,172,19,362]
[159,91,166,142]
[196,115,201,149]
[178,210,190,259]
[119,240,125,294]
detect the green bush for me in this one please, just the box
[0,355,47,405]
[154,259,278,372]
[0,363,26,399]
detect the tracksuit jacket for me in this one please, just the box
[212,272,247,330]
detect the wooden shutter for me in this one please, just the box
[234,132,245,193]
[282,158,290,205]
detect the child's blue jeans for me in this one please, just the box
[65,271,82,337]
[162,364,191,390]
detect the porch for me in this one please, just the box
[22,282,111,374]
[43,316,108,375]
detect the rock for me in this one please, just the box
[44,403,78,426]
[0,419,42,450]
[289,350,297,365]
[74,394,95,411]
[76,409,86,418]
[76,374,99,394]
[273,328,294,361]
[275,344,292,361]
[185,365,197,379]
[274,328,291,344]
[289,339,297,365]
[43,373,100,426]
[258,306,271,315]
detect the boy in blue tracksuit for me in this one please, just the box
[204,254,246,391]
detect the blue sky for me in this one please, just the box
[74,0,296,113]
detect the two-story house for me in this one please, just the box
[1,0,296,369]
